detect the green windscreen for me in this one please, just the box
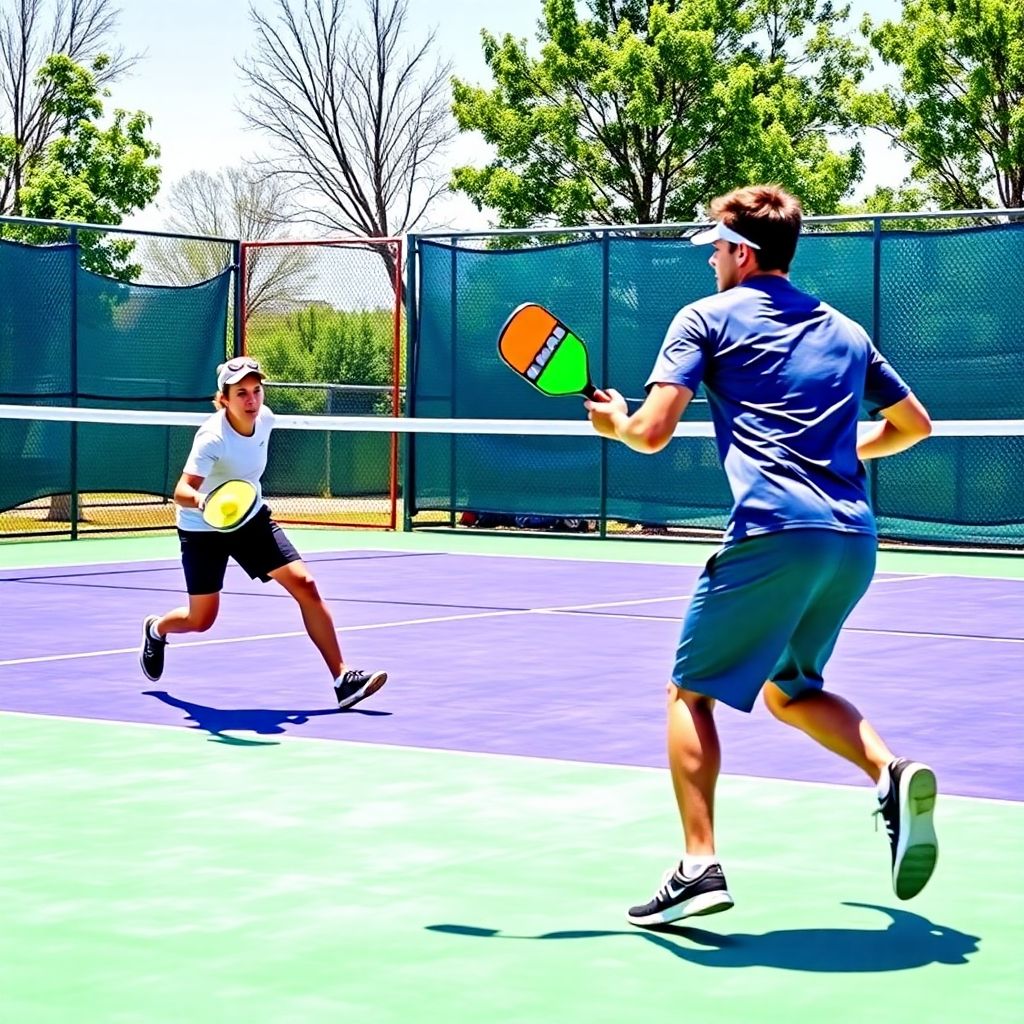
[0,239,230,513]
[410,226,1024,547]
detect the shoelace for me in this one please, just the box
[872,803,895,838]
[339,669,366,685]
[654,866,685,900]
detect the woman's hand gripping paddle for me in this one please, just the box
[201,479,258,531]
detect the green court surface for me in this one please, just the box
[2,712,1021,1024]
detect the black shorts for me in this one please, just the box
[178,505,301,595]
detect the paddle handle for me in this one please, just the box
[584,383,645,404]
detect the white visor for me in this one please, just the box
[690,221,760,249]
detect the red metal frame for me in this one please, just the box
[239,237,404,530]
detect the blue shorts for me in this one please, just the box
[178,505,300,595]
[672,529,877,712]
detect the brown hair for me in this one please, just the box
[709,185,803,272]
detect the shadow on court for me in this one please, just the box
[427,904,979,972]
[143,689,391,746]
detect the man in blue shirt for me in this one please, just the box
[586,185,937,927]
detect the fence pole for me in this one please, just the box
[69,226,80,540]
[232,239,244,357]
[448,242,458,528]
[402,235,419,532]
[388,239,403,530]
[870,217,882,508]
[599,232,610,538]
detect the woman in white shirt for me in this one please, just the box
[138,358,387,709]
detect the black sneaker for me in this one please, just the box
[875,758,938,900]
[334,669,387,709]
[626,862,734,927]
[139,615,167,682]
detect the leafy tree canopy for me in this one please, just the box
[0,54,161,279]
[451,0,869,226]
[851,0,1024,210]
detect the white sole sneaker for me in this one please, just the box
[893,763,938,900]
[627,889,735,928]
[336,670,388,709]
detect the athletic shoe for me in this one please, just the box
[334,669,388,709]
[875,758,938,900]
[626,862,734,927]
[139,615,167,682]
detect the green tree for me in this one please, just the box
[248,307,398,414]
[0,54,161,279]
[852,0,1024,210]
[0,0,137,215]
[451,0,869,227]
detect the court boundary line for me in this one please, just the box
[2,590,1020,670]
[2,707,1019,807]
[0,595,697,668]
[2,544,1023,583]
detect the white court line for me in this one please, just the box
[871,575,936,584]
[847,627,1023,644]
[3,590,1021,669]
[0,593,690,668]
[0,707,1018,807]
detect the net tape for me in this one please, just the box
[1,405,1019,438]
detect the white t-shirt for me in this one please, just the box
[176,406,276,532]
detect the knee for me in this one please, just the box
[762,681,792,719]
[191,612,217,632]
[291,574,322,604]
[667,682,714,712]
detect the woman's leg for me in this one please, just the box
[155,593,221,636]
[269,560,343,679]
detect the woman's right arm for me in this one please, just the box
[174,473,207,509]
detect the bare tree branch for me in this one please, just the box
[0,0,139,213]
[145,165,312,319]
[237,0,456,289]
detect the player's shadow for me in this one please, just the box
[427,903,979,972]
[143,689,390,747]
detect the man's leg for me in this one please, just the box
[762,683,893,782]
[626,684,733,927]
[763,682,937,898]
[668,684,720,853]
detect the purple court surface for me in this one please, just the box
[1,550,1021,802]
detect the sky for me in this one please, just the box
[112,0,907,234]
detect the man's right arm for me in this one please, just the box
[857,393,933,460]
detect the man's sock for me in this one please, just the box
[876,761,895,801]
[681,854,718,878]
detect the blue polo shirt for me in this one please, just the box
[647,275,910,543]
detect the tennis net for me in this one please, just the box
[0,403,1021,548]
